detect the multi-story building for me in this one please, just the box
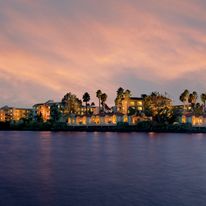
[0,109,6,122]
[68,113,150,126]
[77,105,98,115]
[116,97,144,115]
[33,100,99,122]
[33,100,62,122]
[180,113,206,127]
[0,106,32,122]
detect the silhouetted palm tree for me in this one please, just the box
[179,89,189,110]
[115,87,124,109]
[188,93,195,110]
[83,92,90,115]
[101,93,108,113]
[117,87,124,97]
[201,93,206,112]
[192,91,198,104]
[96,90,102,114]
[124,89,132,98]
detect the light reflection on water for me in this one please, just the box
[0,131,206,206]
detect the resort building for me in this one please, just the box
[67,113,149,126]
[180,114,206,127]
[33,100,62,122]
[116,96,144,114]
[0,110,5,122]
[76,105,98,115]
[0,106,32,122]
[33,100,99,122]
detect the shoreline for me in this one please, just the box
[1,125,206,133]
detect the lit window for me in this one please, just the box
[123,116,128,122]
[130,101,135,106]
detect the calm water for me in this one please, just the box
[0,132,206,206]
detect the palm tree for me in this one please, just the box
[96,90,102,114]
[201,93,206,112]
[187,91,198,111]
[184,90,190,109]
[192,91,198,104]
[124,89,132,98]
[179,93,185,108]
[82,92,90,115]
[115,87,124,110]
[117,87,124,98]
[179,89,189,111]
[101,93,108,113]
[188,93,195,110]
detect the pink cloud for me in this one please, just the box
[0,0,206,106]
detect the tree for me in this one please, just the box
[96,90,102,114]
[128,107,136,116]
[83,92,90,115]
[36,112,43,123]
[25,110,33,123]
[61,92,82,114]
[169,107,182,124]
[144,92,172,123]
[179,89,189,110]
[188,93,194,107]
[179,94,185,106]
[50,103,61,123]
[115,87,124,112]
[193,103,203,115]
[188,91,198,109]
[101,93,108,113]
[117,87,124,97]
[192,91,198,104]
[201,93,206,112]
[124,89,132,98]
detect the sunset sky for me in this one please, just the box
[0,0,206,107]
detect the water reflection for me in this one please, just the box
[148,132,158,138]
[0,132,206,206]
[39,131,52,138]
[37,132,54,205]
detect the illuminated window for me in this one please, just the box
[96,120,100,124]
[192,116,196,125]
[130,101,135,106]
[112,115,117,124]
[123,116,128,123]
[82,116,87,124]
